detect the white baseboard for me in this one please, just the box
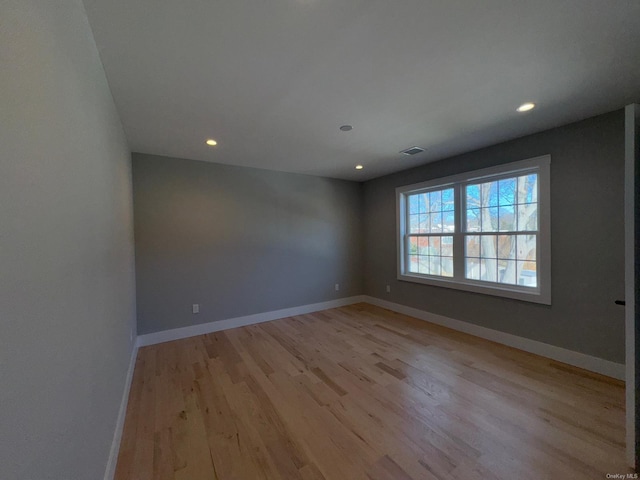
[134,293,623,379]
[363,296,625,380]
[104,341,139,480]
[137,296,367,347]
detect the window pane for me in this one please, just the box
[417,236,429,255]
[442,188,454,211]
[517,203,537,231]
[442,257,454,277]
[418,256,429,274]
[443,211,455,232]
[409,214,420,233]
[409,194,420,215]
[466,184,481,209]
[430,212,442,233]
[517,260,537,287]
[408,255,419,273]
[497,235,515,260]
[481,258,498,282]
[466,258,480,280]
[466,209,480,231]
[517,174,537,204]
[414,238,453,275]
[481,181,499,207]
[498,259,517,285]
[499,204,516,231]
[408,236,419,255]
[498,178,516,206]
[466,235,480,257]
[480,207,499,232]
[480,235,497,259]
[429,190,441,212]
[429,236,441,256]
[419,214,429,233]
[441,236,453,257]
[417,193,427,213]
[516,234,536,260]
[429,256,442,276]
[410,235,453,278]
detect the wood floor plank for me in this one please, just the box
[115,303,629,479]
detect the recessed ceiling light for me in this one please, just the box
[355,165,364,170]
[516,102,535,112]
[206,139,218,146]
[340,125,353,132]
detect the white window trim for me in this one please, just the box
[396,155,551,305]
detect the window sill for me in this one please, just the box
[397,272,551,305]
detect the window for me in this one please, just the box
[397,155,551,304]
[406,187,455,277]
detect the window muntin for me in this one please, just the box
[396,156,550,304]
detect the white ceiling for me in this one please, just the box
[83,0,640,181]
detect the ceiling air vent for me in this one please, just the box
[400,146,425,156]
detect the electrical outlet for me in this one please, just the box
[192,304,200,314]
[335,283,340,291]
[386,284,391,293]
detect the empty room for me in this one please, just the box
[3,1,640,479]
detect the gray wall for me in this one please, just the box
[0,1,136,479]
[133,153,363,335]
[363,111,626,363]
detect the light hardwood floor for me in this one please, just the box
[115,303,628,479]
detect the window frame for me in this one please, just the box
[396,155,551,304]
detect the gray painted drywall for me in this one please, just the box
[363,110,625,363]
[133,153,363,335]
[0,1,136,479]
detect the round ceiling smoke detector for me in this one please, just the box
[339,125,353,132]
